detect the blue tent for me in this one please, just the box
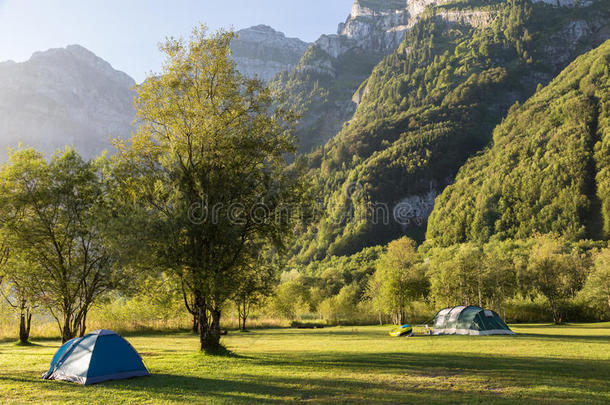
[42,329,149,385]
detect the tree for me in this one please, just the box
[319,283,360,324]
[233,247,277,331]
[271,279,310,320]
[0,148,118,342]
[580,247,610,319]
[364,275,384,325]
[0,240,39,344]
[0,250,39,344]
[455,244,485,307]
[482,240,519,318]
[372,237,428,324]
[426,245,461,308]
[527,234,585,324]
[112,26,302,351]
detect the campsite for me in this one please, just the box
[1,324,609,404]
[1,0,610,403]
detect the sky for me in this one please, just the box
[0,0,354,82]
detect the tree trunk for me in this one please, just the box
[197,307,208,351]
[240,301,248,332]
[550,299,561,324]
[18,303,31,344]
[241,314,247,332]
[192,314,199,333]
[26,312,32,339]
[200,307,222,352]
[378,310,383,326]
[398,307,407,325]
[62,314,76,343]
[79,311,88,337]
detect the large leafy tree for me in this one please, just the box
[527,234,586,324]
[112,26,302,351]
[0,148,118,342]
[371,237,428,324]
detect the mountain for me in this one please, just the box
[0,26,306,161]
[271,0,445,153]
[230,25,310,82]
[0,45,135,160]
[291,0,610,263]
[427,39,610,246]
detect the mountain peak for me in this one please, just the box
[235,25,308,48]
[66,43,96,56]
[240,25,281,34]
[231,25,310,82]
[26,44,134,88]
[0,44,136,160]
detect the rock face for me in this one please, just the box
[0,45,135,160]
[544,18,610,68]
[324,0,489,59]
[230,25,310,82]
[274,0,485,153]
[279,0,603,155]
[332,0,431,56]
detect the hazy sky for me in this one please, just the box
[0,0,354,82]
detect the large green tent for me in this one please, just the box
[433,306,514,335]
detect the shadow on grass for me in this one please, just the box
[200,344,245,358]
[0,336,61,344]
[512,333,610,342]
[14,341,43,347]
[1,348,609,404]
[0,373,459,404]
[511,323,610,328]
[101,349,610,404]
[112,373,481,404]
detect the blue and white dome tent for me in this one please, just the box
[42,329,150,385]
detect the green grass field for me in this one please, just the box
[1,324,609,404]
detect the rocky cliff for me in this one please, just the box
[272,0,497,153]
[0,45,135,160]
[230,25,310,82]
[332,0,443,56]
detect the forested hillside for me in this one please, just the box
[291,0,609,264]
[270,0,425,153]
[427,39,610,245]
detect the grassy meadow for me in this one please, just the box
[0,323,609,404]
